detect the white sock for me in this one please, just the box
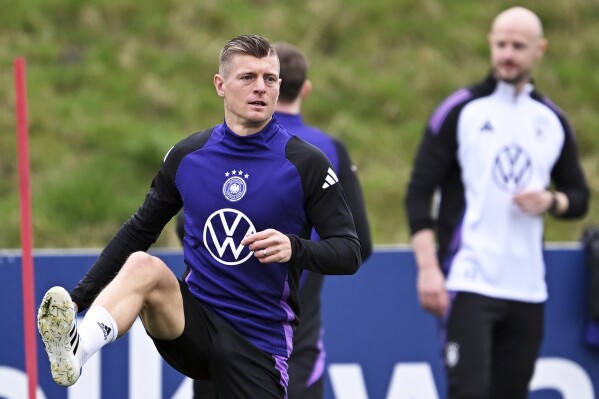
[78,306,119,366]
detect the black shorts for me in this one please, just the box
[149,280,287,399]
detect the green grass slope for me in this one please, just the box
[1,0,598,248]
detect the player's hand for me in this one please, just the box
[417,266,449,317]
[513,190,553,215]
[242,229,292,263]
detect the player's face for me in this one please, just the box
[215,54,281,135]
[489,25,545,88]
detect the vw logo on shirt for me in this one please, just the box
[492,144,533,192]
[203,208,256,266]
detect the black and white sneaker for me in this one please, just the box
[37,286,82,386]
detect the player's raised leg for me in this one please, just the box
[38,251,184,387]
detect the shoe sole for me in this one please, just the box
[37,286,80,386]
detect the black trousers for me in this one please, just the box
[149,280,286,399]
[445,292,544,399]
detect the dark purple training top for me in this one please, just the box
[70,117,361,358]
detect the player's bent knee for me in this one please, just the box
[120,252,172,287]
[126,251,157,268]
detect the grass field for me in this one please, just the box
[1,0,599,248]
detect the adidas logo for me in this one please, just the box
[70,323,80,354]
[322,167,339,189]
[97,322,112,341]
[480,121,494,133]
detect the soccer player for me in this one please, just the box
[183,41,372,399]
[37,34,362,399]
[405,7,589,399]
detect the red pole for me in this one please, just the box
[15,56,38,399]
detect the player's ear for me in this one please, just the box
[536,38,548,61]
[300,80,312,100]
[214,74,225,97]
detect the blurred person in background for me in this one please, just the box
[405,7,589,399]
[37,34,362,399]
[178,41,372,399]
[271,41,372,399]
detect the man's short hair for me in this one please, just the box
[273,42,309,103]
[219,35,278,77]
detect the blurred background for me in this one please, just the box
[1,0,598,249]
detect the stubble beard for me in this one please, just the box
[494,65,530,87]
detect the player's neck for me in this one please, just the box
[275,100,301,115]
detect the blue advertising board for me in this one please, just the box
[0,247,597,398]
